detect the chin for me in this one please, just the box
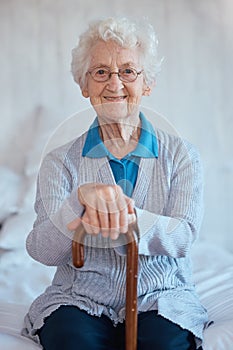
[94,102,139,124]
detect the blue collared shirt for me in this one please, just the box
[82,112,158,197]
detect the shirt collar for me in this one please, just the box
[82,112,158,159]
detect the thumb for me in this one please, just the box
[67,217,81,231]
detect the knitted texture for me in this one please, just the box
[22,121,208,348]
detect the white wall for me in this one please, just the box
[1,0,233,251]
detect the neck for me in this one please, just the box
[98,118,141,159]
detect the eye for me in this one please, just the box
[122,68,135,75]
[95,68,109,76]
[95,69,107,75]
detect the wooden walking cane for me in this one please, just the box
[72,220,139,350]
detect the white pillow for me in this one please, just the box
[0,166,21,223]
[16,106,59,214]
[24,106,61,180]
[0,210,36,250]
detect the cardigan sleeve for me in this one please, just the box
[26,150,84,266]
[116,140,204,258]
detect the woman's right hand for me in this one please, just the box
[68,183,136,240]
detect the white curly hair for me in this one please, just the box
[71,16,162,88]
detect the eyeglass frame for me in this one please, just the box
[87,66,144,83]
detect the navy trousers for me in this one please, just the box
[38,306,201,350]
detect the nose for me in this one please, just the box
[106,72,124,91]
[109,72,121,79]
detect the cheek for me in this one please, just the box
[128,81,144,96]
[86,80,103,97]
[90,96,102,107]
[127,88,144,103]
[88,85,103,102]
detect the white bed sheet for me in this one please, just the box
[191,242,233,349]
[0,304,40,350]
[0,223,233,350]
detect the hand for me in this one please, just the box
[68,183,136,240]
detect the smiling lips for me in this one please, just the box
[104,96,127,102]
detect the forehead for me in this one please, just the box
[89,40,141,67]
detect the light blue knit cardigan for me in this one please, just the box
[22,120,208,348]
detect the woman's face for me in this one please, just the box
[81,40,151,124]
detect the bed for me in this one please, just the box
[0,162,233,350]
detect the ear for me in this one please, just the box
[81,87,89,98]
[80,77,90,98]
[142,86,152,96]
[143,79,156,96]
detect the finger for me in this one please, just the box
[98,211,110,238]
[107,190,129,236]
[82,220,100,235]
[128,212,137,225]
[126,197,135,214]
[96,196,110,237]
[106,191,123,239]
[115,193,130,233]
[109,211,120,240]
[82,209,100,235]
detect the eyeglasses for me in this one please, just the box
[88,67,143,83]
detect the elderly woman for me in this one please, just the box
[22,17,208,350]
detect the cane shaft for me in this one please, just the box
[125,225,139,350]
[72,224,86,268]
[72,222,139,350]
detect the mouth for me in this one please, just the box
[103,96,127,102]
